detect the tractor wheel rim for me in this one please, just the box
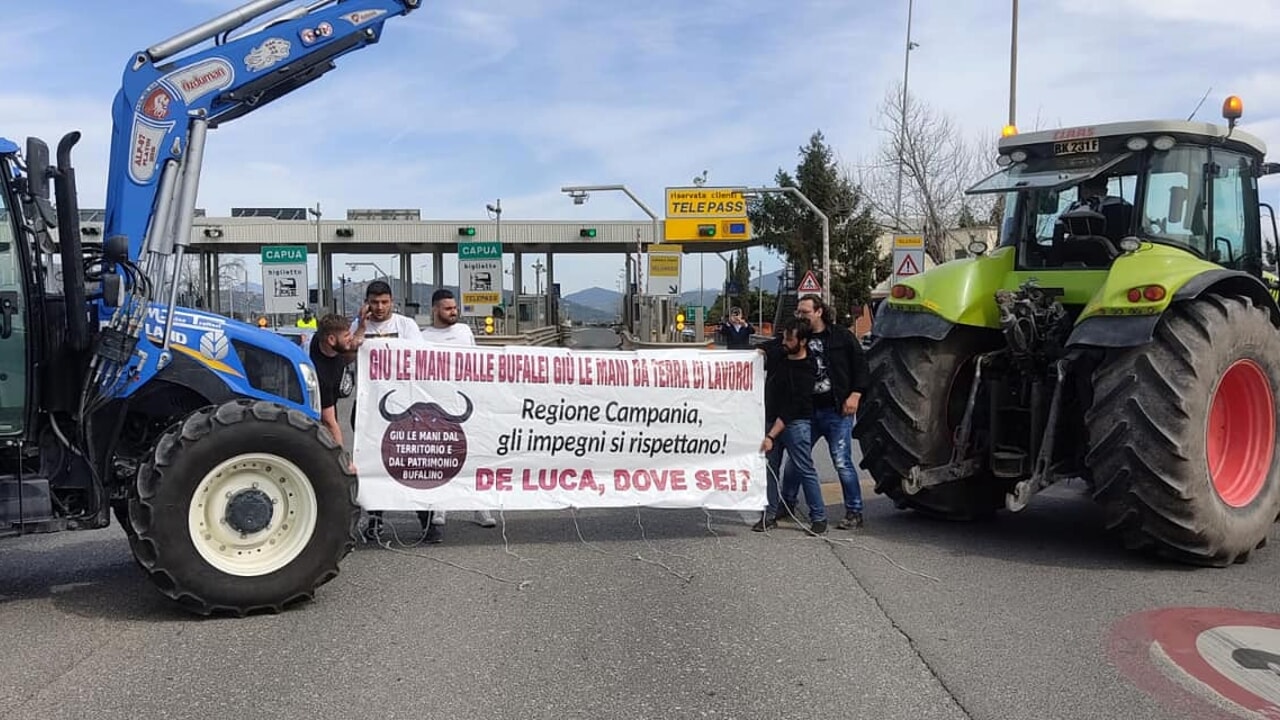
[1207,359,1275,508]
[187,453,318,577]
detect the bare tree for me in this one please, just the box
[853,83,1000,264]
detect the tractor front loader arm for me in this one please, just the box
[89,0,422,408]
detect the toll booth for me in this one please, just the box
[514,294,548,329]
[636,297,707,343]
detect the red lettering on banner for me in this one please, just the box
[498,353,549,384]
[613,468,688,492]
[520,468,602,494]
[476,467,514,491]
[368,347,391,379]
[414,350,452,381]
[694,468,747,492]
[577,357,594,385]
[396,348,412,379]
[454,351,496,382]
[594,358,628,386]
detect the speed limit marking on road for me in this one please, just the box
[1109,607,1280,719]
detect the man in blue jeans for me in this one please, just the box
[753,318,826,534]
[779,294,870,530]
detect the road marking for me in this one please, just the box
[1110,607,1280,719]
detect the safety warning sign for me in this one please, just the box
[795,270,822,295]
[892,234,924,285]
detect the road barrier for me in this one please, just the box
[618,331,716,351]
[475,324,567,347]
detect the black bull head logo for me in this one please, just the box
[377,390,474,489]
[378,390,474,424]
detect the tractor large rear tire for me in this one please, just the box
[1085,293,1280,566]
[126,400,359,615]
[854,326,1006,520]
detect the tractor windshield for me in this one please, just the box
[972,140,1261,271]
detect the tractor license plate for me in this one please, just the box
[1054,138,1099,155]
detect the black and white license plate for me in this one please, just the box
[1054,138,1099,155]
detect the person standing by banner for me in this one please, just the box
[792,293,869,530]
[309,313,356,448]
[756,317,826,534]
[418,289,498,534]
[349,280,435,542]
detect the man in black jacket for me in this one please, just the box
[754,317,827,534]
[790,293,871,529]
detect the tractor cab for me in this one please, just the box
[966,97,1270,278]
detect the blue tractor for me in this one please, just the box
[0,0,422,615]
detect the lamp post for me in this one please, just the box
[1009,0,1019,129]
[346,261,389,282]
[307,202,325,311]
[337,273,350,315]
[895,0,918,232]
[756,260,764,328]
[560,183,660,334]
[738,186,830,306]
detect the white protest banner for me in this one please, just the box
[352,341,766,512]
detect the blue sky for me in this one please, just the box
[4,0,1280,296]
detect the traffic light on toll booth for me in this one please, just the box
[579,227,597,238]
[697,224,716,238]
[484,316,495,334]
[458,226,476,236]
[676,312,686,333]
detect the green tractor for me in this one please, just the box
[854,96,1280,566]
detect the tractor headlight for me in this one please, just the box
[299,362,321,416]
[1119,236,1141,253]
[968,239,989,256]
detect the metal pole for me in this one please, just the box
[314,201,324,312]
[1009,0,1019,128]
[895,0,916,233]
[738,186,830,307]
[559,183,659,337]
[757,260,763,328]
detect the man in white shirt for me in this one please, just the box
[420,289,497,535]
[350,281,437,541]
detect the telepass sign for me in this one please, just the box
[663,186,752,243]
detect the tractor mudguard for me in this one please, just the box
[1068,244,1280,348]
[882,247,1014,331]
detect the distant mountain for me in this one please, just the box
[238,270,788,320]
[563,287,624,314]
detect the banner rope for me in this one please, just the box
[374,516,533,590]
[758,457,941,583]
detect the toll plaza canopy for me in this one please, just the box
[73,208,763,325]
[96,215,761,255]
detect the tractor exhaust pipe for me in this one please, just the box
[146,0,297,63]
[53,132,88,352]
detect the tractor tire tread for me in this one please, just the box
[128,399,359,616]
[1085,293,1280,566]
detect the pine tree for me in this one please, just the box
[748,130,887,310]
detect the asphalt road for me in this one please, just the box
[2,328,1278,719]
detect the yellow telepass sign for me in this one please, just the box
[665,187,748,218]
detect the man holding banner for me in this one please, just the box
[419,289,497,533]
[755,318,825,533]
